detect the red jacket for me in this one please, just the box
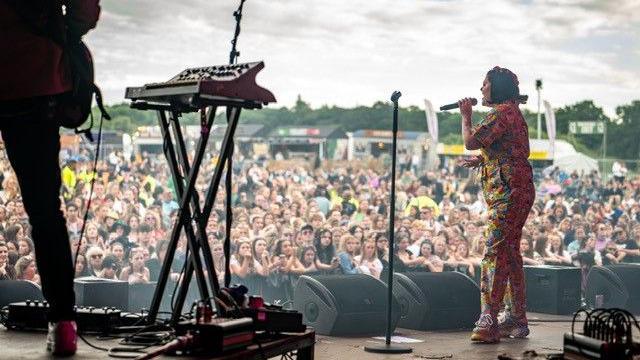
[0,0,100,101]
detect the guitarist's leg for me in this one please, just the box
[0,108,75,324]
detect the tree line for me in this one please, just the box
[94,97,640,160]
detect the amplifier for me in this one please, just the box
[74,277,128,310]
[525,265,581,314]
[4,301,121,333]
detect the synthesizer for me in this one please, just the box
[125,61,276,111]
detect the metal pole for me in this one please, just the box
[603,119,607,178]
[536,87,541,139]
[223,0,245,286]
[603,120,607,159]
[229,0,246,65]
[385,94,399,345]
[364,91,412,355]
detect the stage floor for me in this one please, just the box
[0,313,571,359]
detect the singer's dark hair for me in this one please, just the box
[487,67,520,104]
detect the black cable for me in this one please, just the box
[64,113,109,356]
[72,112,105,269]
[170,246,190,313]
[120,323,174,345]
[78,332,110,352]
[253,335,267,360]
[224,162,232,289]
[71,309,178,359]
[120,330,173,346]
[107,347,150,359]
[77,323,171,357]
[108,324,175,358]
[529,318,586,323]
[572,307,640,353]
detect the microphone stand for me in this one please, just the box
[229,0,246,65]
[364,91,412,355]
[223,0,246,288]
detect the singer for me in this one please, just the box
[458,66,535,343]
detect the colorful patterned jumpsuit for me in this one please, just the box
[473,101,535,327]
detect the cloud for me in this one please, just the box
[85,0,640,116]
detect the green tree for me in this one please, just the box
[555,101,609,153]
[94,98,640,162]
[293,95,311,114]
[607,100,640,160]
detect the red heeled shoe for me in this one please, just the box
[46,320,77,356]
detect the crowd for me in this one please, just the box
[0,143,639,305]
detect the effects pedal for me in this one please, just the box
[234,307,306,333]
[5,301,121,333]
[173,317,254,355]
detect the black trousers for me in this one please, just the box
[0,100,75,321]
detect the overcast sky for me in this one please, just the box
[86,0,640,116]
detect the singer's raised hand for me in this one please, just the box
[458,97,474,121]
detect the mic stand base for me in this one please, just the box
[364,344,413,354]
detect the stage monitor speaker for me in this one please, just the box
[293,274,400,336]
[0,280,44,307]
[128,282,157,312]
[524,265,581,315]
[585,264,640,314]
[392,272,480,330]
[74,277,128,310]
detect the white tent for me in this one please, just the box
[553,152,598,175]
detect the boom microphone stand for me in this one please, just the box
[229,0,245,65]
[223,0,246,288]
[364,91,412,355]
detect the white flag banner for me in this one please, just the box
[544,100,556,157]
[424,99,438,142]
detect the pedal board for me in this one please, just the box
[5,301,121,333]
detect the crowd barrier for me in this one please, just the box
[3,264,640,320]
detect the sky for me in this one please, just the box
[86,0,640,116]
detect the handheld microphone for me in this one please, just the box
[439,95,528,111]
[439,98,477,111]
